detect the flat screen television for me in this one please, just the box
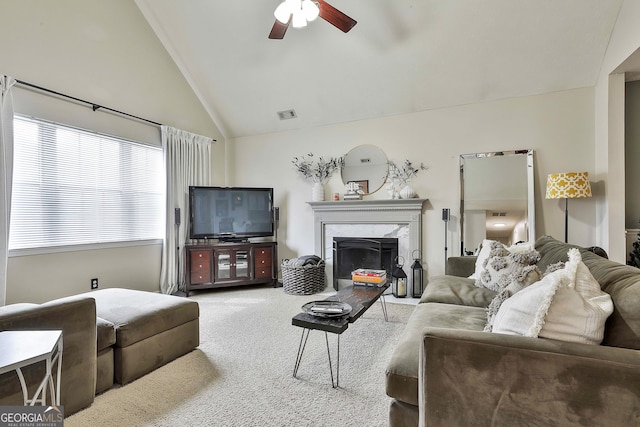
[189,186,274,241]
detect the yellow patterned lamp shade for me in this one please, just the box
[545,172,592,200]
[545,171,592,243]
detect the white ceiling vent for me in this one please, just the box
[277,109,297,120]
[492,212,507,217]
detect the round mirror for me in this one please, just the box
[341,145,388,195]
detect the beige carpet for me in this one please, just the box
[66,286,414,427]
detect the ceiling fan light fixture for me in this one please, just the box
[274,2,293,24]
[292,9,308,28]
[302,0,320,21]
[268,0,356,39]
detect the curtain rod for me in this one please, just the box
[16,79,163,127]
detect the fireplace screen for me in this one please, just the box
[332,237,398,290]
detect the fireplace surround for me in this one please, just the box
[308,199,426,289]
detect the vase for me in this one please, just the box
[399,184,416,199]
[311,182,325,201]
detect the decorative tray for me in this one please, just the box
[302,301,352,318]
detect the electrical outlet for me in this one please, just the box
[91,278,99,290]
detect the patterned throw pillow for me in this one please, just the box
[469,240,535,280]
[492,248,614,345]
[480,242,542,331]
[475,241,541,292]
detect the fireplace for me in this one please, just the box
[308,199,426,290]
[333,237,398,290]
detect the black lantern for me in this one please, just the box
[391,256,407,298]
[411,250,424,298]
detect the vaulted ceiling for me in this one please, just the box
[135,0,623,139]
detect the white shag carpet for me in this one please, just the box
[65,286,414,427]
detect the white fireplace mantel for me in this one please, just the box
[308,199,427,261]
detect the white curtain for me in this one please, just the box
[161,125,213,295]
[0,75,16,306]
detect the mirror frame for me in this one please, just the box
[459,149,535,254]
[341,145,389,195]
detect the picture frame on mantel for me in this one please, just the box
[349,180,369,194]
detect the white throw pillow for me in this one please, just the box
[492,248,614,345]
[468,239,494,280]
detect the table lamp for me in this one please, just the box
[545,171,592,243]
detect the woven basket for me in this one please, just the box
[282,260,326,295]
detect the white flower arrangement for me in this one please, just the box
[388,159,428,185]
[386,159,428,199]
[292,153,344,184]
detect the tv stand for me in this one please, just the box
[185,241,277,296]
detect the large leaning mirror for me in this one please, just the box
[341,145,388,195]
[460,149,535,255]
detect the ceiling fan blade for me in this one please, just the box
[268,19,290,39]
[317,0,357,33]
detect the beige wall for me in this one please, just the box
[2,0,224,303]
[7,245,162,304]
[230,87,596,278]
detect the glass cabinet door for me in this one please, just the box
[235,250,249,278]
[216,251,231,279]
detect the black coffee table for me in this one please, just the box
[291,283,389,387]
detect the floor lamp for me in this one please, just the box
[545,172,592,243]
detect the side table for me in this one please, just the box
[0,330,63,406]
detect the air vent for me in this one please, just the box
[277,109,297,120]
[492,212,507,217]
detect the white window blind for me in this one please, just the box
[9,115,165,251]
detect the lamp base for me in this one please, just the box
[564,198,568,243]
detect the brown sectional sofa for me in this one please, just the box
[0,295,97,414]
[0,288,199,415]
[386,236,640,426]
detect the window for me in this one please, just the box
[9,115,164,252]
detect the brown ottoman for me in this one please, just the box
[90,288,199,385]
[95,316,116,394]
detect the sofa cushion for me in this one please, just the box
[96,316,116,352]
[492,248,613,345]
[536,235,640,350]
[582,251,640,349]
[0,303,38,315]
[386,303,486,406]
[88,288,199,347]
[420,275,495,308]
[535,235,595,272]
[446,256,477,277]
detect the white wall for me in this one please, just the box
[1,0,224,303]
[595,0,640,262]
[230,88,596,278]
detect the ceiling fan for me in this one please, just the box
[268,0,357,39]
